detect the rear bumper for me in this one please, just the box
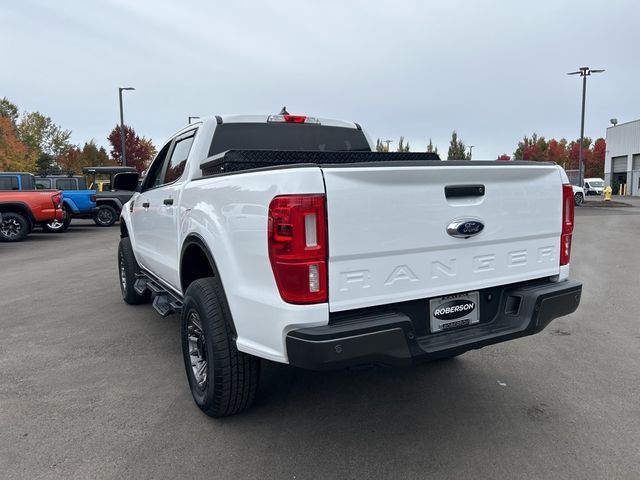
[286,279,582,370]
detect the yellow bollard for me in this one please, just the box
[604,186,612,201]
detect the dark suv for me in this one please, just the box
[82,167,138,226]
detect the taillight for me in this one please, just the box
[560,184,574,266]
[90,194,97,203]
[52,193,62,209]
[268,195,327,304]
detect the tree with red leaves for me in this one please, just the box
[586,138,606,178]
[497,154,511,160]
[512,134,604,176]
[567,138,592,172]
[107,125,157,173]
[514,134,548,161]
[546,139,569,168]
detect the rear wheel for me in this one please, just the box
[574,192,584,206]
[94,205,118,227]
[42,207,72,233]
[0,212,29,242]
[118,237,150,305]
[181,277,260,417]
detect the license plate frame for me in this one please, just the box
[429,291,480,333]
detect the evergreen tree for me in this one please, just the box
[426,138,438,155]
[397,136,410,152]
[375,138,390,152]
[447,131,468,160]
[0,97,19,126]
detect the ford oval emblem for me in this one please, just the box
[433,299,476,321]
[447,219,484,239]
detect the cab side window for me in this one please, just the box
[36,179,51,189]
[164,134,195,184]
[142,130,197,190]
[0,176,19,190]
[56,178,77,191]
[143,142,172,190]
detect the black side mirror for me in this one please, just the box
[112,172,140,191]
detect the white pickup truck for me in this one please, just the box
[115,113,582,417]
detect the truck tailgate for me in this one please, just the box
[322,163,563,312]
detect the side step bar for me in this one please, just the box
[134,274,183,317]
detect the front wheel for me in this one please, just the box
[181,278,260,417]
[574,193,584,206]
[0,212,29,242]
[93,205,118,227]
[42,208,71,233]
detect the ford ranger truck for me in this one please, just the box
[0,190,63,241]
[115,114,582,417]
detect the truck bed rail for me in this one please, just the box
[200,150,443,176]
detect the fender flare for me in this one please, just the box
[62,198,79,214]
[180,233,238,338]
[0,201,35,226]
[96,197,123,210]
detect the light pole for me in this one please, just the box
[118,87,135,166]
[567,67,604,186]
[383,139,393,152]
[468,145,475,159]
[188,116,200,124]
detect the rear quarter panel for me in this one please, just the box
[179,167,329,362]
[62,190,97,213]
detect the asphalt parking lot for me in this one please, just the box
[2,204,639,480]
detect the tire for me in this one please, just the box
[93,205,118,227]
[181,278,260,418]
[574,193,584,206]
[0,212,29,242]
[117,237,151,305]
[41,207,72,233]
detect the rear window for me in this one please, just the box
[208,123,370,157]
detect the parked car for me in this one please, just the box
[35,174,87,191]
[0,172,36,191]
[83,166,138,226]
[34,175,99,232]
[115,113,582,417]
[572,185,585,206]
[0,190,63,241]
[583,177,604,195]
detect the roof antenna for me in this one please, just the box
[279,106,289,115]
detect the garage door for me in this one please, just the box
[612,156,628,173]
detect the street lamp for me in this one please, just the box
[118,87,135,166]
[468,145,475,159]
[567,67,604,186]
[188,116,200,124]
[383,139,393,151]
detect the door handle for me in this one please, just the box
[142,201,150,208]
[445,184,485,198]
[163,198,174,206]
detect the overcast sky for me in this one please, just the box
[3,0,639,159]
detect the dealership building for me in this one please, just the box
[604,118,640,196]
